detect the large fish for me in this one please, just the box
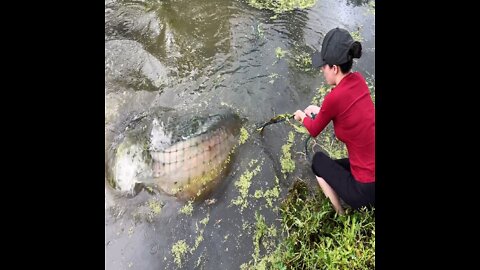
[105,108,241,200]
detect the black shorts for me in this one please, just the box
[311,151,375,209]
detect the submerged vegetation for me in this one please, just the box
[171,240,189,267]
[272,45,315,72]
[247,0,318,13]
[350,27,364,42]
[240,127,250,144]
[180,200,194,216]
[232,159,263,212]
[280,131,296,176]
[275,47,286,59]
[193,214,210,252]
[148,199,163,215]
[367,1,375,15]
[170,213,211,268]
[292,51,313,72]
[253,176,281,208]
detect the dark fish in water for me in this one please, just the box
[105,108,241,200]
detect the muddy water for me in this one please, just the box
[105,0,374,268]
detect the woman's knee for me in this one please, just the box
[311,151,329,177]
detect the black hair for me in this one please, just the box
[329,41,362,73]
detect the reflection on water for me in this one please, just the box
[106,0,236,78]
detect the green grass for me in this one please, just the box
[242,180,375,269]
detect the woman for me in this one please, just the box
[294,27,375,214]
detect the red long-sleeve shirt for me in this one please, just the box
[303,72,375,183]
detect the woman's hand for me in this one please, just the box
[294,110,306,123]
[304,105,320,116]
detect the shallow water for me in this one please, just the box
[105,0,375,268]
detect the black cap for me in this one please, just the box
[312,27,355,68]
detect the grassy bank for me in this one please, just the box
[242,180,375,269]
